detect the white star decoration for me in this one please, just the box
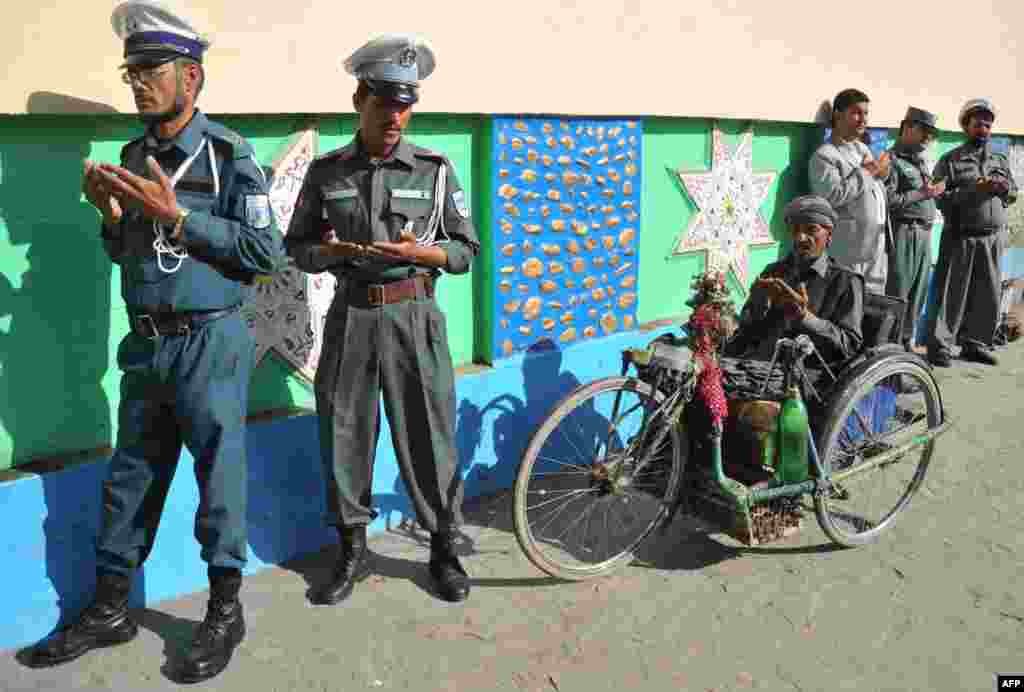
[242,126,336,383]
[673,123,777,290]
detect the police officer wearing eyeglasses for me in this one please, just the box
[20,1,283,682]
[286,35,478,605]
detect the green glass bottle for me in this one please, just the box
[776,384,809,484]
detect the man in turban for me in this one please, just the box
[726,195,864,365]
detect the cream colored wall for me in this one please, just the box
[6,0,1023,133]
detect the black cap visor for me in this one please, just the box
[120,50,181,69]
[364,79,419,105]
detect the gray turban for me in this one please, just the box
[783,195,837,227]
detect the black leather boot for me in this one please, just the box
[177,567,245,684]
[311,525,370,605]
[20,570,137,668]
[962,345,999,365]
[429,529,470,603]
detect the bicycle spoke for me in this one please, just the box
[531,489,596,537]
[556,425,592,467]
[535,454,590,473]
[550,494,603,545]
[527,487,598,512]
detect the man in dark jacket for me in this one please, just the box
[726,195,864,367]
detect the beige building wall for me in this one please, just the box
[5,0,1023,133]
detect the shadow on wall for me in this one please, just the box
[26,92,123,115]
[765,119,819,256]
[2,93,148,639]
[371,338,589,543]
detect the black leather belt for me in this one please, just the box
[129,305,240,339]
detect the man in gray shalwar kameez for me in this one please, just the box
[809,88,892,295]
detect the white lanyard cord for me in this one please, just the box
[412,163,449,247]
[152,137,219,273]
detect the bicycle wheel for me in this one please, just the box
[814,357,942,548]
[513,376,685,580]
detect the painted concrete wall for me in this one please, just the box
[0,324,674,652]
[4,110,1021,470]
[7,1,1024,135]
[0,113,480,470]
[638,118,817,325]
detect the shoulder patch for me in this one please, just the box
[244,193,273,230]
[451,189,469,218]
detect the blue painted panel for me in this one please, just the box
[823,127,894,159]
[990,135,1011,155]
[491,117,642,359]
[0,324,679,652]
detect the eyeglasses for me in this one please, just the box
[120,64,173,86]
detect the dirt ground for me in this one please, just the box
[3,341,1023,692]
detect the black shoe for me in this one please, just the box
[928,351,952,367]
[312,525,370,605]
[19,571,137,668]
[961,346,999,366]
[429,530,470,603]
[177,570,246,684]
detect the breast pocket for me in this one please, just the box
[322,187,364,242]
[386,190,433,240]
[950,160,977,185]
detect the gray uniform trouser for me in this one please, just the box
[313,285,462,533]
[927,227,1007,354]
[885,222,932,345]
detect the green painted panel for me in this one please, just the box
[0,116,138,469]
[402,114,478,367]
[472,118,495,364]
[929,131,966,262]
[638,118,815,325]
[0,112,481,469]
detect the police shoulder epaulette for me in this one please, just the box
[412,146,449,164]
[204,122,253,159]
[314,142,356,164]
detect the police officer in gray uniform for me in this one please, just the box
[21,2,283,682]
[885,107,944,350]
[927,99,1018,366]
[286,35,478,604]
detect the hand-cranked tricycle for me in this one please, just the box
[511,273,953,580]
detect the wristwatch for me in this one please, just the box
[170,206,191,241]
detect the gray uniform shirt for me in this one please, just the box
[285,135,479,281]
[934,142,1018,235]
